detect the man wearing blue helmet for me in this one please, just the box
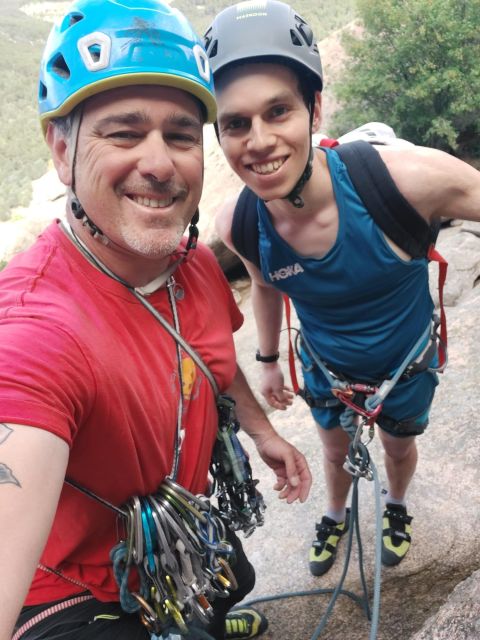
[0,1,312,639]
[205,0,480,578]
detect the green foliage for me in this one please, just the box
[332,0,480,156]
[0,0,51,220]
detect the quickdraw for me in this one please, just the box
[110,395,266,638]
[210,395,266,537]
[111,478,237,636]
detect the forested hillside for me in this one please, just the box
[0,0,51,220]
[0,0,357,221]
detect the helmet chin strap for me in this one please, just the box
[70,195,109,244]
[68,107,109,243]
[283,97,316,208]
[283,144,314,208]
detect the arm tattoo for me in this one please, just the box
[0,423,13,445]
[0,464,20,487]
[0,423,21,487]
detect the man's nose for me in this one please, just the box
[246,118,275,152]
[136,132,175,182]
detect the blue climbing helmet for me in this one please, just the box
[38,0,216,134]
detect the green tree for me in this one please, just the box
[331,0,480,156]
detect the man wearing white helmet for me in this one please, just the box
[205,0,480,577]
[0,1,312,639]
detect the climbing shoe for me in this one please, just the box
[225,608,268,639]
[309,509,350,576]
[381,503,413,566]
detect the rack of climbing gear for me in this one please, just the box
[111,478,239,637]
[210,395,266,537]
[61,222,266,639]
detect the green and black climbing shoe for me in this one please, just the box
[225,608,268,639]
[309,509,350,576]
[382,503,413,566]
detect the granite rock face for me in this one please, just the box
[410,570,480,640]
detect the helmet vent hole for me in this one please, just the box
[208,39,218,59]
[290,29,302,47]
[39,82,47,100]
[87,44,101,63]
[60,11,84,32]
[297,24,313,47]
[50,54,71,79]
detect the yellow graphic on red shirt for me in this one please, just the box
[181,356,197,400]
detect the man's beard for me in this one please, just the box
[118,218,187,259]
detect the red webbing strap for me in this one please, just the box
[283,294,301,394]
[427,245,448,368]
[319,137,339,148]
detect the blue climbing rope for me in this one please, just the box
[237,455,384,640]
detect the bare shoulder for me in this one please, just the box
[378,145,467,192]
[377,145,480,222]
[214,192,272,287]
[214,194,239,250]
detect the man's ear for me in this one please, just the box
[311,91,322,133]
[46,123,73,186]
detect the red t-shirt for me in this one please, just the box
[0,221,243,604]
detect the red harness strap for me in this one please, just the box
[427,244,448,368]
[284,294,301,395]
[319,137,339,148]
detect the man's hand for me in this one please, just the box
[253,431,312,503]
[227,365,311,503]
[260,363,295,410]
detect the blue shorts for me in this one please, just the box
[301,352,439,438]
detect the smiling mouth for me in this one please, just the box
[130,194,175,208]
[250,157,287,175]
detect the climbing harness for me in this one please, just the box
[284,292,446,413]
[31,223,266,639]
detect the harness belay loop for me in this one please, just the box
[210,395,266,537]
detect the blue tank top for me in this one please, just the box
[257,147,434,378]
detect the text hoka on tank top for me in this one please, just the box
[268,262,304,281]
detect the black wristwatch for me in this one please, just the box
[255,350,280,363]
